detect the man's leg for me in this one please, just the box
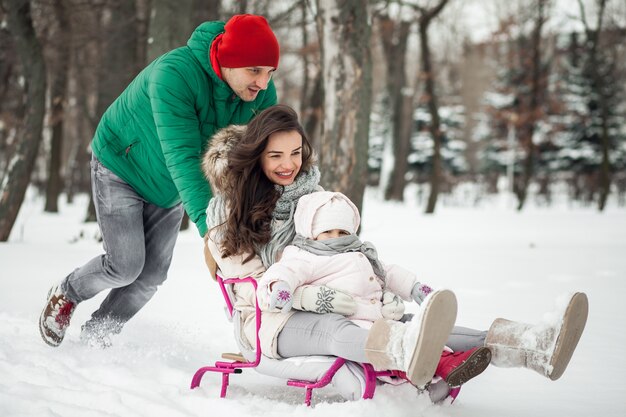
[40,156,146,346]
[63,157,147,302]
[82,200,183,338]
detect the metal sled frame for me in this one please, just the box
[190,274,395,406]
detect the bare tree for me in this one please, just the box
[147,0,194,63]
[147,0,195,231]
[315,0,373,213]
[298,1,323,146]
[192,0,221,25]
[411,0,450,214]
[577,0,613,211]
[0,7,21,177]
[43,0,70,213]
[512,0,550,210]
[377,12,412,202]
[0,0,47,241]
[80,0,141,222]
[64,0,100,208]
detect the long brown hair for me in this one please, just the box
[221,104,314,261]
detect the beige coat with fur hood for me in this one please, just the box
[202,125,295,359]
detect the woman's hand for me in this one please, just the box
[203,234,217,279]
[292,285,357,316]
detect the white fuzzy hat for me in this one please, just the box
[312,197,357,237]
[293,191,361,239]
[295,191,360,239]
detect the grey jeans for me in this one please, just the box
[276,312,487,361]
[62,156,183,331]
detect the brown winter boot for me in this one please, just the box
[485,292,588,380]
[39,283,77,347]
[364,289,457,387]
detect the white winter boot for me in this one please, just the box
[364,289,458,387]
[485,292,588,380]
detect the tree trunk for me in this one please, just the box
[514,0,547,211]
[192,0,221,26]
[584,0,611,211]
[84,0,140,222]
[301,3,322,148]
[65,2,98,206]
[315,0,372,215]
[299,0,311,117]
[147,0,195,63]
[44,0,71,213]
[147,0,194,230]
[418,0,449,214]
[237,0,248,14]
[96,0,139,121]
[597,107,611,211]
[0,0,47,241]
[380,17,412,202]
[303,71,323,150]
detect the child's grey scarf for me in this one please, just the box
[291,234,387,280]
[206,166,320,267]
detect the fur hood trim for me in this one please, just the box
[202,125,247,194]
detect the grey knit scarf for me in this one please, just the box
[291,233,387,280]
[206,166,321,267]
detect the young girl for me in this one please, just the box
[258,190,491,392]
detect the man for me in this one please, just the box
[39,14,279,347]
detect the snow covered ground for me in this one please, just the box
[1,189,625,417]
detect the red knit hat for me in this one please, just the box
[217,14,279,69]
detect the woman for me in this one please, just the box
[202,105,588,401]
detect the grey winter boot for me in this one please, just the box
[485,292,588,380]
[364,289,458,387]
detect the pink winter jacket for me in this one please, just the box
[259,191,418,327]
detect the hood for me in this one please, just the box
[202,124,247,195]
[186,20,225,83]
[294,191,361,239]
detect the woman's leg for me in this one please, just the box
[279,290,457,388]
[446,326,487,352]
[277,312,369,363]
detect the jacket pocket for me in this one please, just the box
[119,140,141,157]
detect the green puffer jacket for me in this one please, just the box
[91,21,277,237]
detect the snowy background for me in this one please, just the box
[1,188,625,417]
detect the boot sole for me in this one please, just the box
[548,292,588,380]
[445,346,492,387]
[406,289,458,388]
[39,285,62,347]
[39,314,61,347]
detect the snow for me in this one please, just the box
[1,190,625,417]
